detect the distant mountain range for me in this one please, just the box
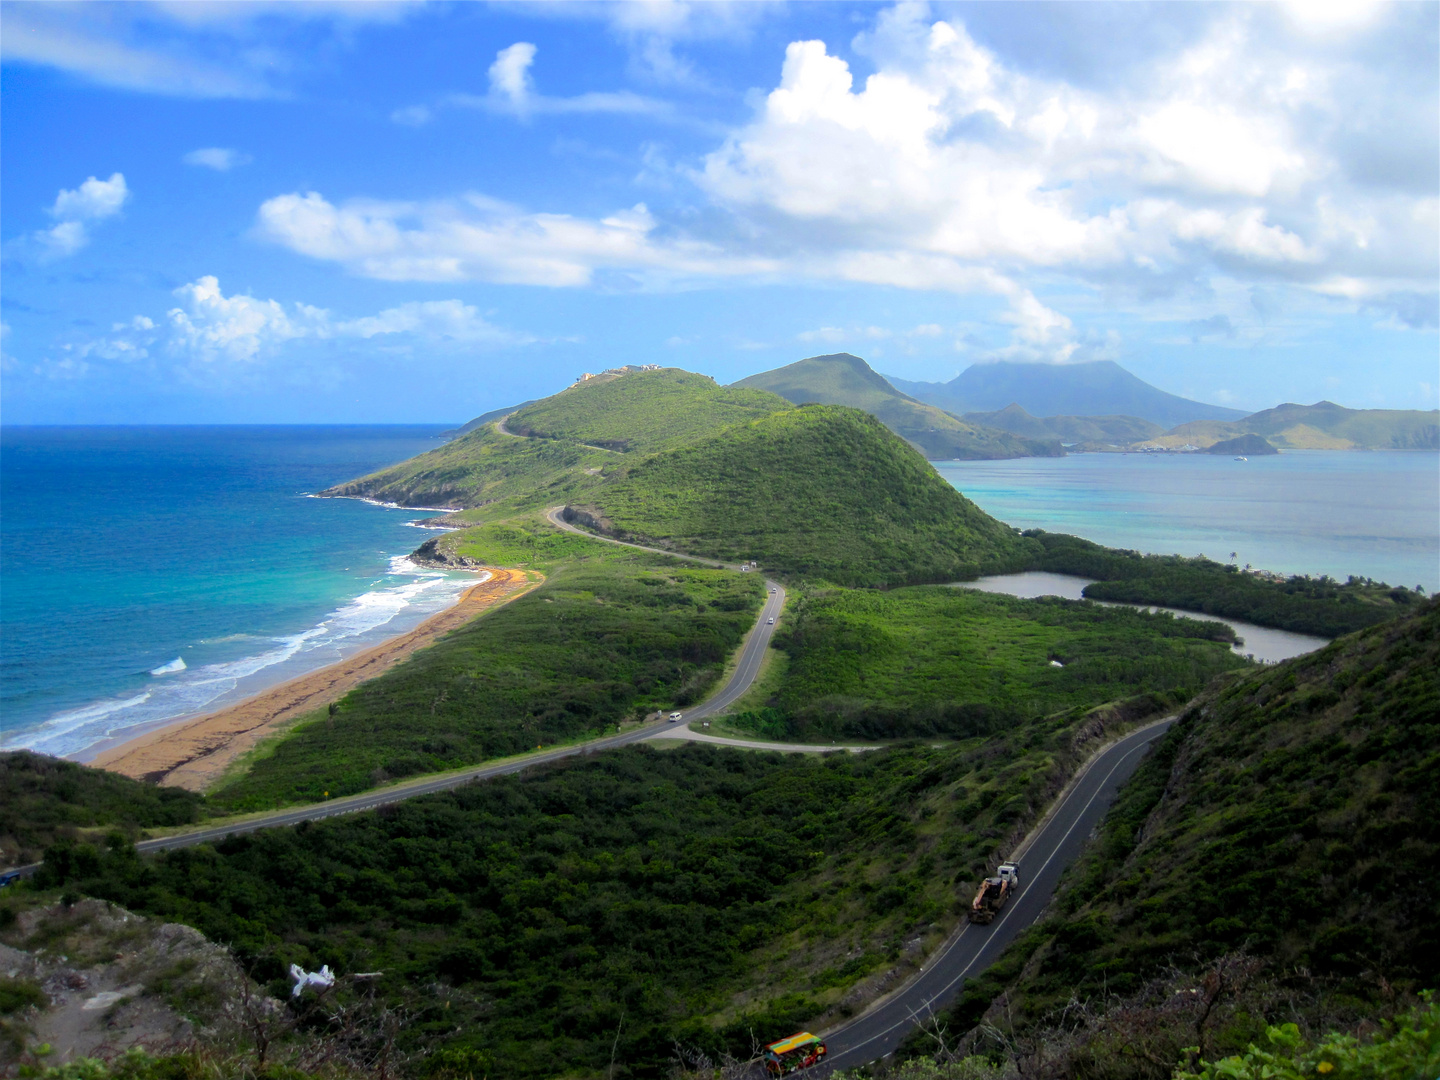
[732,353,1061,460]
[1159,400,1439,451]
[960,404,1166,445]
[887,360,1247,429]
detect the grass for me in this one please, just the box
[324,369,787,510]
[506,368,786,455]
[733,353,1060,460]
[729,584,1249,742]
[207,549,767,811]
[593,405,1034,586]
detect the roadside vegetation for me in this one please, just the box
[208,547,765,811]
[911,598,1438,1079]
[27,688,1164,1080]
[0,752,203,868]
[1028,530,1426,638]
[725,585,1247,742]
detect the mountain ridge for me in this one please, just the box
[889,360,1247,428]
[733,352,1062,460]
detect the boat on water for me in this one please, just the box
[1234,455,1248,461]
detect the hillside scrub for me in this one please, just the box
[924,599,1439,1076]
[324,370,786,510]
[34,699,1156,1080]
[504,368,786,455]
[0,752,203,868]
[208,551,764,811]
[729,586,1247,742]
[322,420,613,510]
[1027,530,1425,638]
[594,406,1033,586]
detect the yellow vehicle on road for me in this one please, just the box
[764,1032,827,1074]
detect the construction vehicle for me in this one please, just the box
[968,863,1019,924]
[764,1032,827,1075]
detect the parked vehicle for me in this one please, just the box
[764,1032,827,1075]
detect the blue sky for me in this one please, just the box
[2,0,1436,424]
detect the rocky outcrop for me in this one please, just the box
[561,504,617,535]
[0,899,270,1065]
[412,536,489,569]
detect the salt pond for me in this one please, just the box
[954,570,1330,664]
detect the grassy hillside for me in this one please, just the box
[324,369,788,509]
[734,353,1060,460]
[209,543,765,811]
[589,405,1033,586]
[931,599,1439,1075]
[43,696,1173,1080]
[962,403,1165,445]
[323,420,613,509]
[0,751,204,868]
[1028,530,1427,637]
[506,368,785,455]
[1164,401,1439,451]
[734,586,1248,742]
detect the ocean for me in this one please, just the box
[0,426,474,759]
[936,451,1439,592]
[2,433,1435,762]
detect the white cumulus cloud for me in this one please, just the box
[35,173,129,257]
[145,277,536,365]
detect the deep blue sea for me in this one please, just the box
[2,432,1436,762]
[0,426,474,759]
[935,451,1439,592]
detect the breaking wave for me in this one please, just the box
[5,559,482,760]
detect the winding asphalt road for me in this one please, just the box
[10,530,785,867]
[813,716,1176,1073]
[11,506,1174,1075]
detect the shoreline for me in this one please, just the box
[88,566,537,792]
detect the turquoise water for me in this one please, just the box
[0,426,473,759]
[3,435,1435,762]
[936,451,1439,592]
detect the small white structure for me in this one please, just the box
[289,964,336,998]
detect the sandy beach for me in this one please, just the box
[90,566,537,792]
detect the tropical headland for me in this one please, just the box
[3,361,1435,1080]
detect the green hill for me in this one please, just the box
[1,750,204,868]
[506,368,785,455]
[1167,401,1439,450]
[583,404,1032,586]
[962,403,1166,445]
[323,368,788,510]
[936,598,1439,1070]
[734,353,1061,460]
